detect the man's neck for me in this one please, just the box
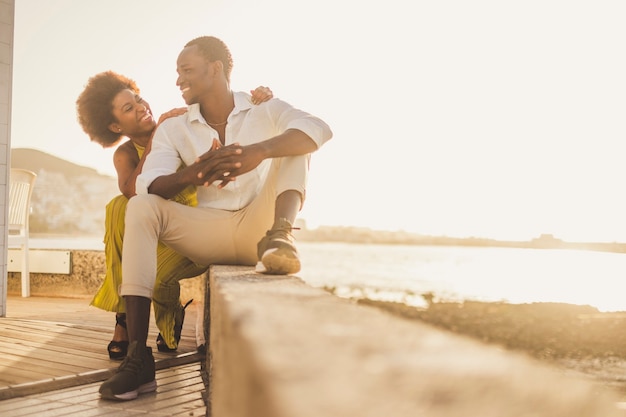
[199,88,234,126]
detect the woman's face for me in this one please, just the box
[109,89,156,139]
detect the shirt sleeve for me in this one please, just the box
[269,99,333,149]
[135,122,182,195]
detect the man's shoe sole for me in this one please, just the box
[100,379,157,401]
[256,248,301,275]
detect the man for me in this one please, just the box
[99,36,332,400]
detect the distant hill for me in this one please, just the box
[11,148,109,179]
[11,149,623,252]
[10,148,118,236]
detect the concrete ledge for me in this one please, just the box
[208,265,625,417]
[7,250,205,303]
[8,249,72,274]
[7,250,106,297]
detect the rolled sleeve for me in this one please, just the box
[135,174,150,195]
[135,167,175,195]
[270,99,333,149]
[135,121,182,194]
[286,117,333,149]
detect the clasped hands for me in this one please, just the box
[190,138,263,188]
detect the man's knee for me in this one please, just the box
[274,155,309,196]
[126,194,163,221]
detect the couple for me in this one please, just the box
[78,35,332,401]
[77,73,273,358]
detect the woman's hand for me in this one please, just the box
[146,107,189,153]
[250,86,273,105]
[157,107,187,124]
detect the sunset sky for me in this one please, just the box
[10,0,626,242]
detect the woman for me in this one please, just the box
[76,71,272,358]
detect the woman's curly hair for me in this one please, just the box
[76,71,140,148]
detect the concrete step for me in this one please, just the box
[207,265,626,417]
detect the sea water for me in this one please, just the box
[30,237,626,312]
[297,242,626,313]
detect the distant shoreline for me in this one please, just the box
[29,230,626,254]
[295,227,626,254]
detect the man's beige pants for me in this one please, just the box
[120,155,308,299]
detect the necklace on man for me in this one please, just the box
[207,92,233,127]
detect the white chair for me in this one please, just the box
[8,168,37,297]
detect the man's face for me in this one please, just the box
[176,45,213,105]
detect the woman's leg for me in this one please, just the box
[152,242,208,350]
[91,195,128,313]
[90,195,129,358]
[92,195,208,356]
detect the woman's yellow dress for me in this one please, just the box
[90,143,208,350]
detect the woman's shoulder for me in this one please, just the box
[114,140,140,158]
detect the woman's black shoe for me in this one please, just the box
[107,313,129,360]
[156,299,193,352]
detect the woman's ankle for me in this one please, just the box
[112,313,128,341]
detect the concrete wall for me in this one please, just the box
[207,265,625,417]
[7,250,107,297]
[5,250,205,305]
[0,0,13,317]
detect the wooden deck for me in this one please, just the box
[0,295,207,416]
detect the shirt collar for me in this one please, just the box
[232,91,253,114]
[187,103,203,123]
[186,91,253,123]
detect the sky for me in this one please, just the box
[10,0,626,242]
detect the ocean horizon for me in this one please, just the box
[25,237,626,313]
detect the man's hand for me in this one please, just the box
[193,141,266,188]
[191,140,241,188]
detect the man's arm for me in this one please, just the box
[194,97,332,185]
[193,129,318,187]
[135,120,188,199]
[250,128,319,158]
[148,139,243,196]
[146,169,192,200]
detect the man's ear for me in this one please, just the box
[210,60,224,78]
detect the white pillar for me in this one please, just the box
[0,0,14,317]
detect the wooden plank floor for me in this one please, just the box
[0,362,207,416]
[0,295,207,416]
